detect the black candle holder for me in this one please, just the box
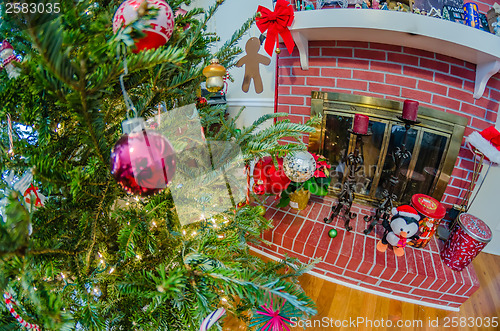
[325,129,371,231]
[364,116,420,234]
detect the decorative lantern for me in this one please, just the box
[202,58,226,92]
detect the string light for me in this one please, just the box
[136,254,141,260]
[192,231,197,236]
[98,252,103,258]
[182,230,186,235]
[61,273,65,279]
[109,267,115,274]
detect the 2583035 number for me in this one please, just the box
[5,2,61,14]
[443,316,498,328]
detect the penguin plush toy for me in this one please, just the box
[377,205,420,257]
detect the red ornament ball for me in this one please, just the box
[253,156,290,195]
[113,0,175,53]
[110,130,176,196]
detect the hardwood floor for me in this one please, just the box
[222,252,500,330]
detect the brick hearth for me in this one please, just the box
[250,196,480,310]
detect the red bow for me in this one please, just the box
[256,0,295,56]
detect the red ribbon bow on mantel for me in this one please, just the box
[256,0,295,56]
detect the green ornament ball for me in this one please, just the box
[328,229,338,238]
[235,129,241,135]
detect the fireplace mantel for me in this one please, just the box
[290,9,500,99]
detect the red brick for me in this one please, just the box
[291,86,315,96]
[489,88,500,101]
[366,82,399,96]
[435,72,464,89]
[370,61,402,74]
[385,74,417,88]
[418,81,448,95]
[471,117,491,130]
[292,67,320,76]
[314,247,328,259]
[463,80,475,93]
[402,88,432,103]
[322,48,353,57]
[278,67,291,76]
[337,41,369,48]
[335,254,349,268]
[303,243,316,258]
[432,95,461,110]
[451,65,475,81]
[411,288,442,299]
[450,178,470,190]
[278,75,305,85]
[309,48,320,57]
[448,88,473,103]
[337,58,370,70]
[353,70,385,82]
[343,269,367,282]
[435,54,465,66]
[278,57,300,67]
[290,106,311,116]
[354,49,387,61]
[306,203,323,221]
[293,240,305,254]
[379,281,414,293]
[403,66,434,81]
[321,67,352,78]
[307,77,334,87]
[337,79,368,90]
[278,85,291,95]
[439,294,469,303]
[370,43,402,52]
[486,110,497,123]
[380,267,397,280]
[460,103,486,119]
[276,104,290,113]
[309,57,337,67]
[403,47,435,59]
[388,53,419,66]
[309,41,336,47]
[420,58,450,73]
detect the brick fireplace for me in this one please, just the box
[251,38,500,310]
[276,40,500,210]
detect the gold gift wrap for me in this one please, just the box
[289,188,311,211]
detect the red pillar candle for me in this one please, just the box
[402,99,419,121]
[352,114,369,134]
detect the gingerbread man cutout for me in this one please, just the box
[236,37,271,94]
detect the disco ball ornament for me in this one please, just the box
[283,151,316,183]
[253,156,290,195]
[112,0,175,53]
[110,118,176,196]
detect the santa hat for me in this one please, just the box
[391,205,420,223]
[465,126,500,165]
[0,40,13,52]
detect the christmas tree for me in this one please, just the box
[0,0,317,329]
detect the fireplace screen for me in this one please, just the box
[309,92,467,205]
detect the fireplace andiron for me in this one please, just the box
[324,129,371,231]
[364,116,420,234]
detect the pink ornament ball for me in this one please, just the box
[113,0,175,53]
[110,130,176,196]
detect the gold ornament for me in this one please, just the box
[275,48,281,54]
[289,188,310,211]
[202,58,226,92]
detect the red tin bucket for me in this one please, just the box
[440,213,492,272]
[409,194,446,248]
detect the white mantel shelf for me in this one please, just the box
[290,9,500,99]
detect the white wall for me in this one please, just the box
[190,0,276,128]
[468,104,500,256]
